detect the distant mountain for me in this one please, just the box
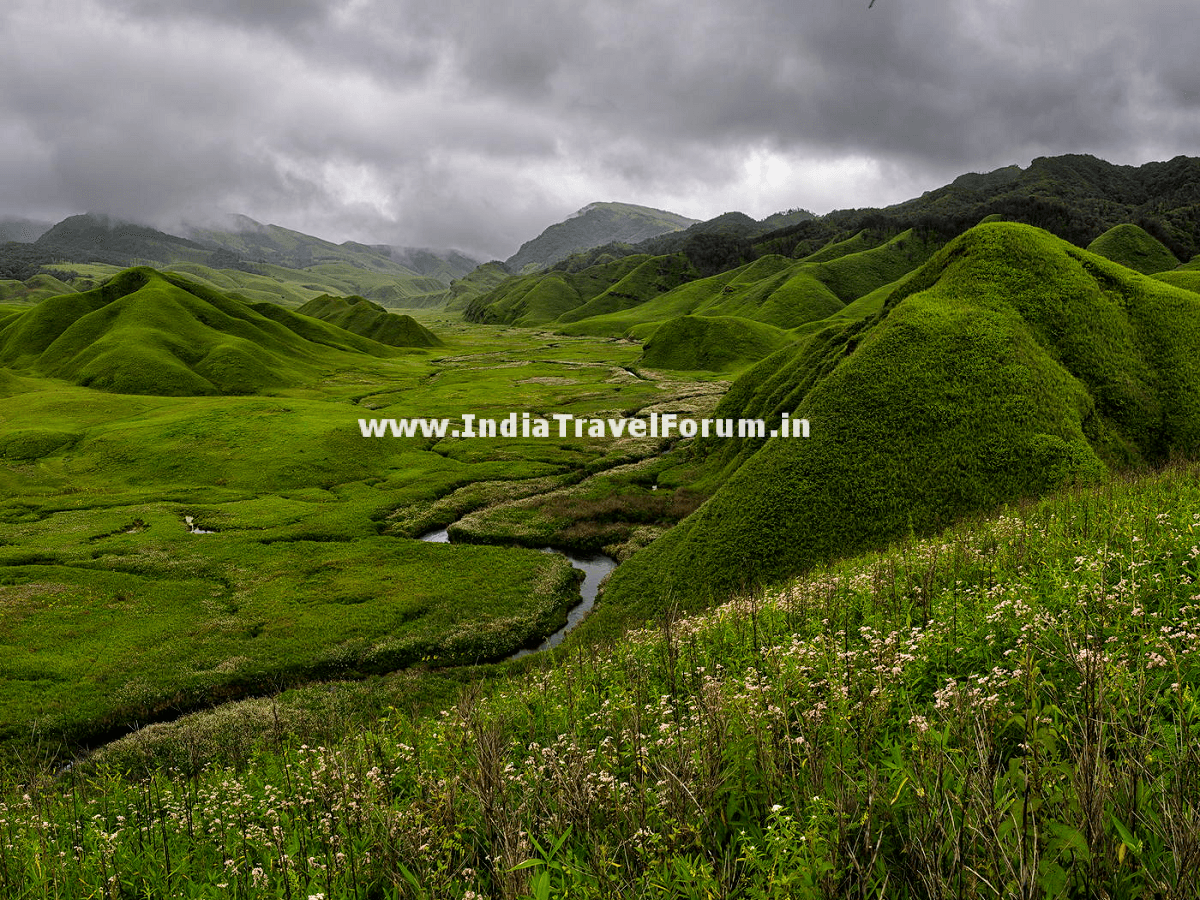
[505,202,698,272]
[34,214,210,267]
[794,153,1200,261]
[185,217,478,286]
[183,216,420,276]
[378,246,480,282]
[0,214,473,309]
[0,217,53,244]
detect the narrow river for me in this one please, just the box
[418,527,616,658]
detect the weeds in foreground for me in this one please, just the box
[4,464,1200,898]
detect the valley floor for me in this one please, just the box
[0,321,721,766]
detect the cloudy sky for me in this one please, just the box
[2,0,1197,260]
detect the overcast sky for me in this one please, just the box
[2,0,1197,260]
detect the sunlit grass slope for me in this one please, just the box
[596,222,1200,627]
[295,294,442,347]
[1086,223,1180,274]
[0,267,398,395]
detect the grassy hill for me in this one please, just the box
[593,222,1200,628]
[1086,222,1180,274]
[638,314,792,372]
[295,294,441,347]
[443,260,514,311]
[550,229,939,340]
[0,273,78,303]
[463,255,671,326]
[33,214,211,267]
[0,267,398,395]
[505,202,698,272]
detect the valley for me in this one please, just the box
[0,316,718,761]
[4,152,1200,897]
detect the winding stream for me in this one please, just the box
[418,527,616,658]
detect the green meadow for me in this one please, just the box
[0,300,713,763]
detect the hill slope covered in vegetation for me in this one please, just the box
[595,221,1200,626]
[0,267,399,395]
[295,294,441,347]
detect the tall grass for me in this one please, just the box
[4,463,1200,897]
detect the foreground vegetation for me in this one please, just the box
[3,462,1199,897]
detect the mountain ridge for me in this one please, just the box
[504,202,699,272]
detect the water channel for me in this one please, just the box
[418,526,616,658]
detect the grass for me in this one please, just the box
[5,462,1200,897]
[4,221,1200,897]
[295,295,442,347]
[1087,223,1180,275]
[1152,269,1200,294]
[638,314,792,372]
[0,268,406,396]
[0,307,714,765]
[596,222,1200,628]
[0,274,78,304]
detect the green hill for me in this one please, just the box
[443,261,514,311]
[638,315,792,372]
[185,216,422,275]
[552,230,939,339]
[0,273,78,303]
[33,214,210,267]
[554,254,698,323]
[463,255,663,326]
[1152,269,1200,294]
[505,202,698,272]
[0,267,397,396]
[295,294,441,347]
[593,222,1200,628]
[1086,223,1180,274]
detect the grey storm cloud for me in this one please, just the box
[2,0,1197,260]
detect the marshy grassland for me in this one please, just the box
[0,315,716,768]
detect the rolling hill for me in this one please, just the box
[0,214,478,309]
[591,221,1200,629]
[468,227,940,346]
[1086,223,1180,274]
[0,267,404,396]
[637,315,792,372]
[295,294,441,347]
